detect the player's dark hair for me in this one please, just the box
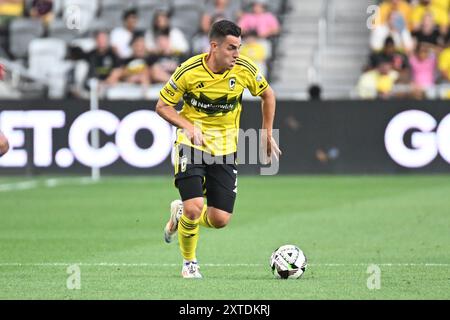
[209,20,241,41]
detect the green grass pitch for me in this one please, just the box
[0,175,449,299]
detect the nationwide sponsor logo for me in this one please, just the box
[184,92,240,115]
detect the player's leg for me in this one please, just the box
[165,144,207,278]
[164,144,203,243]
[176,177,205,278]
[203,207,232,228]
[200,162,237,229]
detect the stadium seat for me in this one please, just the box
[62,0,98,15]
[61,0,98,33]
[241,0,284,15]
[28,38,67,78]
[28,38,73,98]
[172,0,206,8]
[99,0,128,28]
[88,18,114,34]
[135,0,170,30]
[171,7,202,40]
[48,19,83,43]
[9,18,45,59]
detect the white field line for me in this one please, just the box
[0,181,38,192]
[0,263,449,267]
[0,177,95,192]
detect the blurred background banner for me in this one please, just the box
[1,99,449,175]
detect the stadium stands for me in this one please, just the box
[0,0,448,100]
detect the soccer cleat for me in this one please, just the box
[164,199,183,243]
[181,260,202,279]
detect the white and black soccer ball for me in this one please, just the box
[270,245,307,279]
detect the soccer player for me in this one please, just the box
[155,20,280,278]
[0,130,9,157]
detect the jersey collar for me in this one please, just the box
[202,54,231,79]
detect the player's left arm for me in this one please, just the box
[260,86,281,161]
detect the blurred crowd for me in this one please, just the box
[0,0,283,99]
[357,0,450,100]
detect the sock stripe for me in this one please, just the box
[180,218,197,228]
[179,218,198,230]
[204,213,213,228]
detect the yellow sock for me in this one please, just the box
[198,205,214,228]
[178,214,200,261]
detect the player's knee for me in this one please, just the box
[183,199,204,220]
[210,212,231,229]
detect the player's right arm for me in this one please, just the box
[155,98,204,146]
[0,130,9,157]
[156,58,206,146]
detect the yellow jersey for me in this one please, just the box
[439,48,450,79]
[411,4,449,28]
[159,53,269,156]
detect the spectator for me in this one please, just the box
[238,1,280,39]
[191,14,212,55]
[0,0,24,27]
[29,0,54,26]
[144,10,189,55]
[308,84,322,100]
[112,34,151,87]
[148,30,186,84]
[357,59,399,99]
[431,0,450,12]
[438,39,450,82]
[82,31,121,87]
[240,29,268,76]
[411,0,448,35]
[110,8,139,59]
[412,12,445,48]
[376,0,412,30]
[371,11,414,53]
[0,0,24,55]
[204,0,242,22]
[408,42,437,98]
[369,36,410,81]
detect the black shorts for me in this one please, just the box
[174,144,237,213]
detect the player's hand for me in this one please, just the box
[261,131,282,164]
[184,125,205,146]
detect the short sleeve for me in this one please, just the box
[159,65,187,106]
[244,62,269,96]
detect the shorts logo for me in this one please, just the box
[180,155,187,172]
[169,79,178,91]
[229,78,236,90]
